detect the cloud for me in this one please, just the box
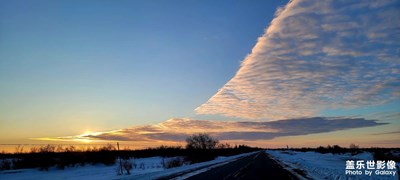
[371,131,400,136]
[36,117,386,142]
[195,0,400,119]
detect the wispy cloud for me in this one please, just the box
[36,117,385,142]
[371,130,400,136]
[195,0,400,119]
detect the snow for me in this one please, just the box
[119,151,257,180]
[267,150,399,180]
[0,152,257,180]
[0,156,165,180]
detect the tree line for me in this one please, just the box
[0,134,260,171]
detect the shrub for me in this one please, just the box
[1,159,12,170]
[162,157,185,169]
[14,145,24,154]
[139,162,145,169]
[122,159,133,174]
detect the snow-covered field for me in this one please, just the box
[267,150,399,180]
[0,152,257,180]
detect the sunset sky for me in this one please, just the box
[0,0,399,151]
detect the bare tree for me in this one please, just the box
[349,143,359,149]
[217,143,231,149]
[122,159,133,175]
[185,133,219,150]
[15,145,24,154]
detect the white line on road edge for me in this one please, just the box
[265,150,308,180]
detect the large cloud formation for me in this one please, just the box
[37,117,385,142]
[195,0,400,119]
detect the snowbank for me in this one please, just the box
[0,152,257,180]
[267,150,399,180]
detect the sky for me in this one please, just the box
[0,0,399,151]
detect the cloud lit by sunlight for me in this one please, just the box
[195,0,400,119]
[31,131,108,143]
[34,117,386,143]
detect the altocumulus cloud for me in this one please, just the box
[195,0,400,119]
[37,117,385,142]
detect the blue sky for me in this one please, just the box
[0,0,286,141]
[0,0,399,148]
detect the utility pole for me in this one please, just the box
[117,142,123,175]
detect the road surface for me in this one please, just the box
[186,151,297,180]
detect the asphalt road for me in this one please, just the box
[186,151,297,180]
